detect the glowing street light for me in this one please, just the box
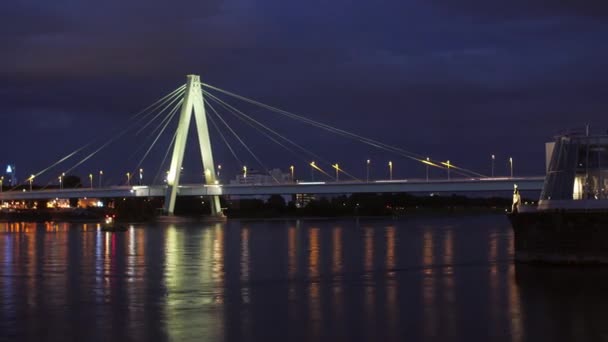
[388,161,393,180]
[491,155,495,177]
[310,161,316,181]
[99,170,103,188]
[509,157,513,178]
[0,176,3,193]
[366,159,371,182]
[243,165,247,178]
[217,164,222,177]
[126,172,131,186]
[446,160,451,180]
[290,165,295,182]
[139,168,144,185]
[29,174,34,191]
[333,163,340,181]
[89,173,93,189]
[59,173,65,190]
[426,157,430,182]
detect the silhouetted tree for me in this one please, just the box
[36,198,48,209]
[69,198,79,207]
[266,194,286,210]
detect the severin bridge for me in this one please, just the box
[0,75,545,215]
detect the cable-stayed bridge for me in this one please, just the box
[0,75,545,215]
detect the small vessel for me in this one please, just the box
[508,128,608,263]
[101,214,127,232]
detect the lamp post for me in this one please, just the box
[446,160,451,180]
[89,174,93,189]
[290,165,295,182]
[59,173,64,190]
[29,175,34,191]
[388,161,393,180]
[333,163,339,181]
[0,176,3,193]
[366,159,370,182]
[491,155,495,177]
[509,157,513,178]
[310,161,315,181]
[217,164,222,178]
[139,168,143,185]
[426,157,430,182]
[126,172,131,186]
[99,170,103,188]
[243,166,247,178]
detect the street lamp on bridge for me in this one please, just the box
[388,161,393,180]
[243,166,247,178]
[310,161,316,181]
[509,157,513,178]
[333,163,339,181]
[290,165,295,182]
[0,176,3,193]
[446,160,451,180]
[491,155,495,177]
[426,157,430,182]
[28,175,34,191]
[366,159,370,182]
[99,170,103,188]
[126,172,131,186]
[139,168,144,185]
[89,174,93,189]
[59,173,64,190]
[217,164,222,178]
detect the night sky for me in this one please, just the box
[2,1,608,185]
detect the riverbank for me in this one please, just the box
[0,208,107,222]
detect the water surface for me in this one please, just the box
[1,215,607,341]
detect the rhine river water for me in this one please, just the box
[1,214,607,341]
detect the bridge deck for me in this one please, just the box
[0,177,544,201]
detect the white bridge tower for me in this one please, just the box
[164,75,221,216]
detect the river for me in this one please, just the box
[1,214,607,341]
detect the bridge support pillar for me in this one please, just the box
[164,75,222,216]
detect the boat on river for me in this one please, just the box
[101,215,127,232]
[508,129,608,264]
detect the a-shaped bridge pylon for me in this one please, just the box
[164,75,221,216]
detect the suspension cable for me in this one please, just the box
[204,98,279,183]
[205,92,357,181]
[204,100,244,167]
[202,83,486,178]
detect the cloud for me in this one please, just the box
[432,0,608,19]
[0,0,260,79]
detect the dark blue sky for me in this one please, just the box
[2,1,608,184]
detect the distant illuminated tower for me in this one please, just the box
[5,164,16,186]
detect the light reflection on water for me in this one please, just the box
[2,215,608,341]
